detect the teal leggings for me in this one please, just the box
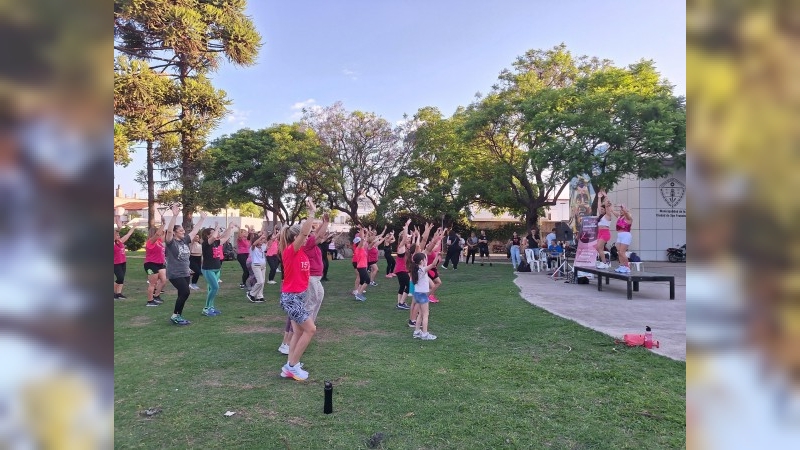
[201,269,221,308]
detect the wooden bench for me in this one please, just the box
[572,266,675,300]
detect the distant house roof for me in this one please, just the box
[116,201,149,211]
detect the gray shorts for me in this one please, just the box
[280,292,310,325]
[304,276,325,322]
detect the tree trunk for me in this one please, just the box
[178,61,197,231]
[526,207,539,231]
[146,140,156,231]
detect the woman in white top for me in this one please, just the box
[247,232,270,302]
[595,194,616,269]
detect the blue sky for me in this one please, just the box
[114,0,686,198]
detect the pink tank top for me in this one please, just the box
[616,216,631,232]
[237,237,250,254]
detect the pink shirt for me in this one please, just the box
[114,241,126,264]
[266,240,279,257]
[616,216,632,232]
[237,236,250,254]
[394,252,408,274]
[281,244,310,293]
[303,235,323,276]
[144,239,165,264]
[367,247,379,263]
[353,246,367,268]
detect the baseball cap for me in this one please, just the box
[353,237,361,244]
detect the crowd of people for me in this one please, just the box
[114,197,635,380]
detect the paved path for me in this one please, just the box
[512,261,686,361]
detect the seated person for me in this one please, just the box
[547,241,564,269]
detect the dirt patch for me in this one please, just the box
[129,315,152,327]
[286,416,312,427]
[227,324,285,334]
[314,327,391,343]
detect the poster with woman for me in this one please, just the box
[574,215,599,268]
[569,176,594,236]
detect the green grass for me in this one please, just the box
[114,259,685,449]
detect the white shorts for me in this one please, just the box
[616,231,632,246]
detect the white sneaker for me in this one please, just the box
[189,284,199,290]
[278,343,290,355]
[620,266,631,273]
[267,280,277,284]
[596,262,609,269]
[276,268,281,273]
[413,329,422,338]
[281,363,308,380]
[614,266,625,273]
[419,332,437,340]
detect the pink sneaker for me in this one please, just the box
[385,274,393,278]
[429,295,439,303]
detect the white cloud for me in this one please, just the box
[225,108,250,126]
[342,68,358,80]
[289,99,320,120]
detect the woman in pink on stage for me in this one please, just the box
[614,204,634,273]
[594,191,616,269]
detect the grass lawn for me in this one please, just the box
[114,257,685,449]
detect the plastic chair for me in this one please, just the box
[529,255,544,272]
[625,252,643,271]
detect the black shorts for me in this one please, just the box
[368,261,377,269]
[144,262,165,275]
[357,267,370,285]
[352,262,358,269]
[479,245,489,257]
[429,268,439,280]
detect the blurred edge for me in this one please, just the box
[687,0,800,449]
[0,1,113,449]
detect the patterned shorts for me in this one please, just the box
[280,292,310,325]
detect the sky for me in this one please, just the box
[114,0,686,198]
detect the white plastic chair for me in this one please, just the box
[529,254,544,272]
[625,252,643,271]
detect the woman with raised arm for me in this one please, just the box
[394,219,412,311]
[200,221,238,317]
[614,204,634,273]
[143,224,167,307]
[163,204,207,325]
[113,215,136,300]
[595,191,616,269]
[383,231,397,278]
[236,225,254,289]
[189,233,203,290]
[278,198,318,381]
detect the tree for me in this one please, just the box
[236,202,263,218]
[303,102,409,225]
[556,61,686,211]
[460,44,684,227]
[114,0,262,229]
[199,124,324,224]
[114,56,180,229]
[382,107,474,226]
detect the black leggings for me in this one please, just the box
[267,255,280,281]
[467,247,478,264]
[444,248,460,269]
[396,272,409,294]
[237,253,249,284]
[169,276,191,315]
[384,249,396,274]
[190,256,202,284]
[114,262,126,284]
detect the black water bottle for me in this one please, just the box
[323,381,333,414]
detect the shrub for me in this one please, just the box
[120,227,148,252]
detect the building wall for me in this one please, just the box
[607,167,686,262]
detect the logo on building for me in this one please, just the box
[659,178,686,208]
